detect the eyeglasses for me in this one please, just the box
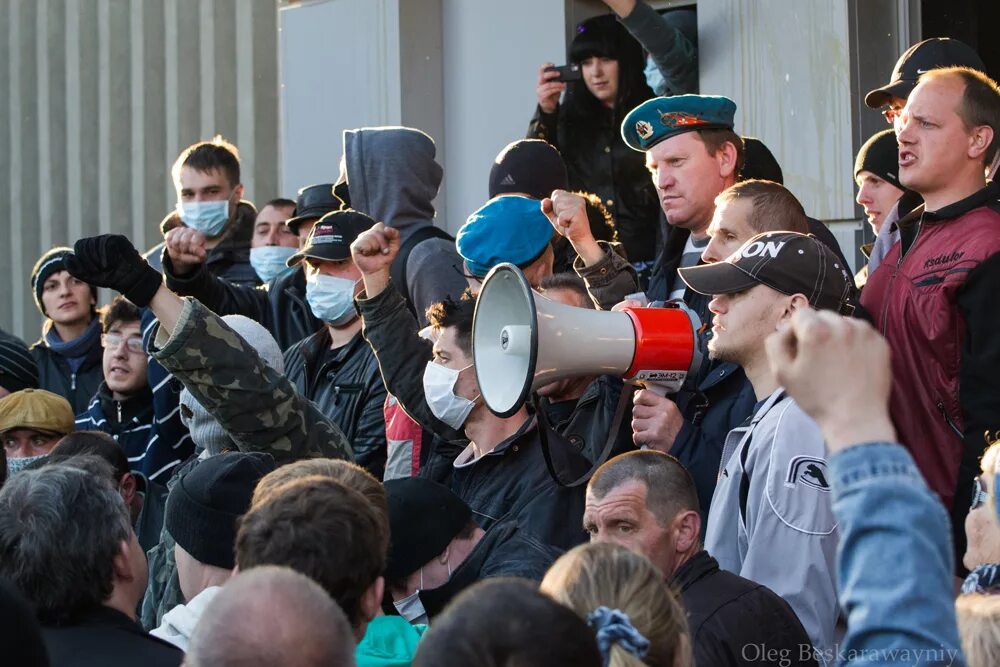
[971,476,990,511]
[881,106,903,125]
[101,332,144,354]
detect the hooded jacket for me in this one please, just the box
[147,201,260,289]
[344,127,467,326]
[283,328,388,479]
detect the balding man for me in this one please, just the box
[184,566,355,667]
[584,450,815,667]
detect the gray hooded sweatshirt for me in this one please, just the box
[344,127,467,326]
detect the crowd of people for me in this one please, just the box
[1,0,999,665]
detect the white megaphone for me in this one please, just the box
[472,263,703,417]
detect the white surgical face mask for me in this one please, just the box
[393,558,452,625]
[250,246,297,284]
[177,198,231,236]
[306,273,359,326]
[423,361,478,430]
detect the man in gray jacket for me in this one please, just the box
[678,231,856,664]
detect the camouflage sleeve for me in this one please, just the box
[573,241,640,310]
[149,298,353,463]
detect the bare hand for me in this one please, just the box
[631,388,685,452]
[765,309,896,452]
[350,222,400,276]
[601,0,638,18]
[537,63,566,114]
[542,190,593,244]
[165,227,207,274]
[612,298,645,312]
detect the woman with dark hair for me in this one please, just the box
[529,14,659,282]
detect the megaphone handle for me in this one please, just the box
[630,380,670,397]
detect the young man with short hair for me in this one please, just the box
[151,136,258,288]
[248,197,298,284]
[861,66,1000,563]
[678,231,856,660]
[76,296,192,484]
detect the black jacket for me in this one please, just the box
[543,375,635,464]
[358,283,590,549]
[42,606,182,667]
[528,104,660,263]
[164,262,321,351]
[283,328,388,479]
[30,335,104,415]
[417,516,564,619]
[673,550,817,667]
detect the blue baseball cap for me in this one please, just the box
[457,196,553,278]
[621,94,737,152]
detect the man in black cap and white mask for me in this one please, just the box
[384,477,561,625]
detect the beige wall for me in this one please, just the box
[0,0,281,341]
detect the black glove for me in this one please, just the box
[64,235,163,308]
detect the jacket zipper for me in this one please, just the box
[936,401,963,439]
[71,372,77,391]
[880,215,924,334]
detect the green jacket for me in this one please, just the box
[149,297,353,463]
[356,616,426,667]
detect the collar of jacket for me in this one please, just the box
[922,180,999,223]
[97,382,153,429]
[454,416,536,468]
[301,328,366,384]
[670,549,720,593]
[698,360,743,392]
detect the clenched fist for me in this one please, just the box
[165,227,208,275]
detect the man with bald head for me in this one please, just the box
[184,566,355,667]
[583,450,815,666]
[861,66,1000,563]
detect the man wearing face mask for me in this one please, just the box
[162,183,344,351]
[248,198,299,284]
[385,477,563,625]
[353,224,590,551]
[283,210,389,479]
[0,388,75,477]
[148,135,259,288]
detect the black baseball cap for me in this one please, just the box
[679,232,855,315]
[865,38,985,109]
[285,183,346,234]
[384,478,472,582]
[287,209,375,266]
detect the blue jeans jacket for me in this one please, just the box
[830,442,965,666]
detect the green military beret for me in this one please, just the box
[621,94,737,152]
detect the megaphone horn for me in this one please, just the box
[472,263,702,417]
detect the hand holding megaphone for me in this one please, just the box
[631,388,684,452]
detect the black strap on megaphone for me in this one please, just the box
[532,387,631,488]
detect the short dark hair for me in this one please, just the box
[922,66,1000,165]
[698,129,746,178]
[262,197,297,212]
[413,578,602,667]
[100,296,141,334]
[0,461,132,624]
[235,476,386,629]
[425,290,478,357]
[715,179,810,235]
[50,431,130,484]
[588,450,701,525]
[171,135,241,190]
[539,273,594,310]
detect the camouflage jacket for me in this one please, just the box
[149,298,353,463]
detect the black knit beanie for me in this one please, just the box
[30,247,98,317]
[165,451,276,570]
[0,331,39,394]
[854,130,904,190]
[489,139,569,200]
[384,477,472,582]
